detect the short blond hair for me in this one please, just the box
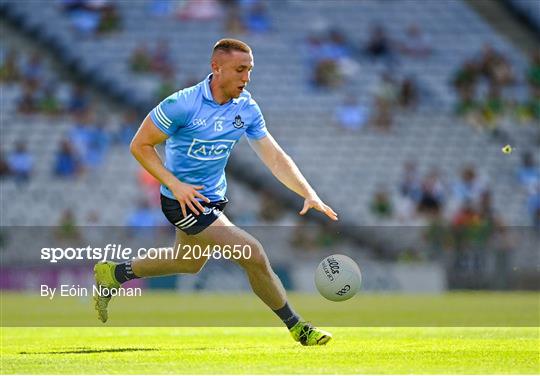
[212,38,252,55]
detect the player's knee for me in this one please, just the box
[240,241,270,272]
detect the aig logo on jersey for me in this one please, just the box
[187,138,236,161]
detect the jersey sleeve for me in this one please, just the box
[245,99,268,140]
[149,90,191,136]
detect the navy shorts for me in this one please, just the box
[160,194,228,235]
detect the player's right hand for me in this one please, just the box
[170,182,210,217]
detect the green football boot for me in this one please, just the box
[93,261,120,323]
[289,321,332,346]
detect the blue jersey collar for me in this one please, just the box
[202,74,240,105]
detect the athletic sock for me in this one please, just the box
[273,302,301,329]
[114,261,140,284]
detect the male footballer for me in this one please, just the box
[94,38,338,346]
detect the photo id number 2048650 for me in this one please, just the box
[182,244,252,260]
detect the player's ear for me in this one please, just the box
[211,59,220,76]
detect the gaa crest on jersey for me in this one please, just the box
[233,115,244,129]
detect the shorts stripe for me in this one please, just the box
[180,217,198,229]
[161,194,228,236]
[175,214,193,226]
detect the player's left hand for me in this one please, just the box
[299,197,338,221]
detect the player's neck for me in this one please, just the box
[209,78,231,105]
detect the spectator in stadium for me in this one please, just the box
[423,205,449,260]
[243,0,271,34]
[478,86,505,130]
[54,208,81,241]
[176,0,220,21]
[68,109,98,169]
[516,50,540,123]
[258,190,285,224]
[365,24,394,61]
[138,167,161,206]
[129,43,152,73]
[126,199,163,240]
[450,200,482,271]
[53,139,81,178]
[478,44,514,90]
[21,52,44,89]
[116,111,139,146]
[0,48,20,83]
[517,151,540,190]
[63,1,101,37]
[477,190,503,231]
[398,23,433,58]
[399,76,419,109]
[453,59,479,116]
[147,0,173,17]
[312,56,342,89]
[97,2,121,34]
[16,82,38,114]
[39,83,62,115]
[7,141,33,185]
[0,149,10,179]
[84,122,111,170]
[224,2,246,35]
[305,30,350,89]
[62,0,120,37]
[127,199,162,228]
[290,217,318,252]
[333,95,369,131]
[67,84,89,114]
[417,169,445,216]
[151,40,174,76]
[370,186,393,218]
[155,70,177,101]
[399,160,422,203]
[372,72,398,131]
[452,166,486,207]
[526,49,540,95]
[328,28,353,58]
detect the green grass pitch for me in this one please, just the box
[1,292,539,374]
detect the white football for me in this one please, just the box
[314,254,362,301]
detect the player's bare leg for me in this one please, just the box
[131,229,210,276]
[193,214,286,309]
[193,214,332,346]
[94,229,210,323]
[94,214,331,344]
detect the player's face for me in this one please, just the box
[214,50,254,99]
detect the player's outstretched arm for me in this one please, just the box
[130,115,210,216]
[248,134,338,221]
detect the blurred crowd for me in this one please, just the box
[124,0,271,100]
[303,24,426,132]
[383,156,538,227]
[0,47,139,184]
[60,0,121,37]
[368,154,539,264]
[453,45,540,131]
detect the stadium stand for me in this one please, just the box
[2,0,537,225]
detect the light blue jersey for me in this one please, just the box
[149,74,268,202]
